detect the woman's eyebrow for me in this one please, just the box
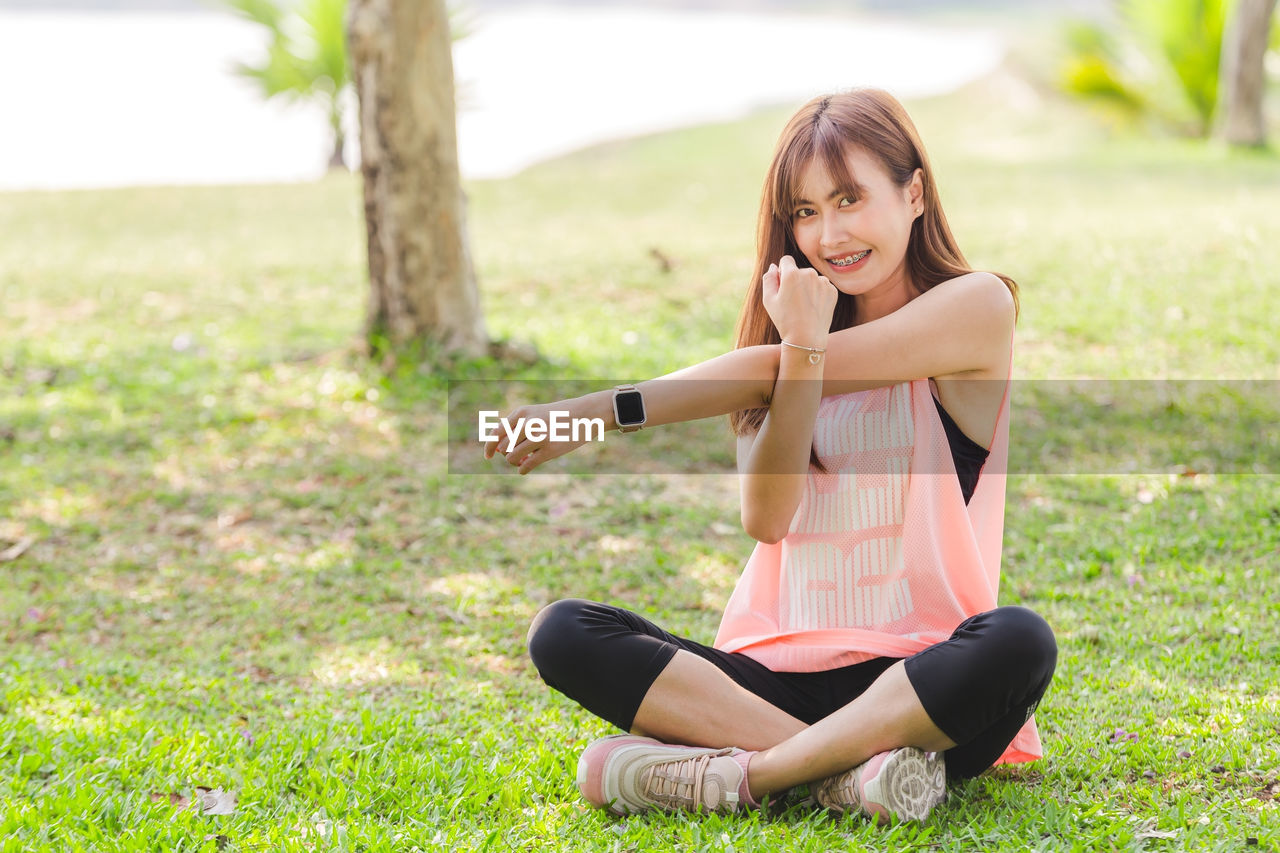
[828,184,865,199]
[795,185,866,206]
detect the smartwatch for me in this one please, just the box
[612,384,647,433]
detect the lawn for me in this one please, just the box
[2,59,1278,851]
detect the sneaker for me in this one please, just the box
[576,734,753,816]
[814,747,946,823]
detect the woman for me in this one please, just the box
[484,89,1056,823]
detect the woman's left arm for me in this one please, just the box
[484,272,1014,473]
[821,272,1016,389]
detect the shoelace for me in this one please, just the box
[641,748,735,809]
[816,765,864,810]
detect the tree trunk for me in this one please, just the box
[1216,0,1278,147]
[346,0,487,356]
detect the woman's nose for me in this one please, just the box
[820,216,847,249]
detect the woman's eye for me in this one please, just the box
[793,207,816,219]
[838,196,856,208]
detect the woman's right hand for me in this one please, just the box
[481,399,595,475]
[762,254,838,346]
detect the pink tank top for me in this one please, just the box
[713,375,1042,764]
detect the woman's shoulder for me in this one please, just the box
[924,271,1015,319]
[913,272,1016,352]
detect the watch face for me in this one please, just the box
[615,390,645,425]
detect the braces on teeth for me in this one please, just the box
[831,250,869,267]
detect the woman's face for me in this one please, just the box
[788,146,923,299]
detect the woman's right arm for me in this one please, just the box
[734,256,836,543]
[482,345,782,474]
[735,346,825,543]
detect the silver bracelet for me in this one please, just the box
[780,339,826,365]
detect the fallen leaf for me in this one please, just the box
[0,537,35,562]
[149,791,191,809]
[597,534,638,554]
[648,246,675,273]
[1138,829,1178,839]
[216,509,252,529]
[24,367,59,386]
[193,787,237,816]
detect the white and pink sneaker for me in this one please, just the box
[576,735,757,816]
[814,747,947,823]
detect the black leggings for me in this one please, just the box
[527,599,1057,780]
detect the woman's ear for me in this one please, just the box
[908,168,924,215]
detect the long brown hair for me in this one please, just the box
[729,89,1018,437]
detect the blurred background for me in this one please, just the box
[1,0,1113,190]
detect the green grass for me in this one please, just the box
[2,63,1279,850]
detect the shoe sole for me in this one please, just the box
[861,747,946,823]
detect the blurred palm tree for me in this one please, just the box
[225,0,471,171]
[1060,0,1233,136]
[225,0,352,170]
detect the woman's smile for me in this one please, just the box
[826,249,871,270]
